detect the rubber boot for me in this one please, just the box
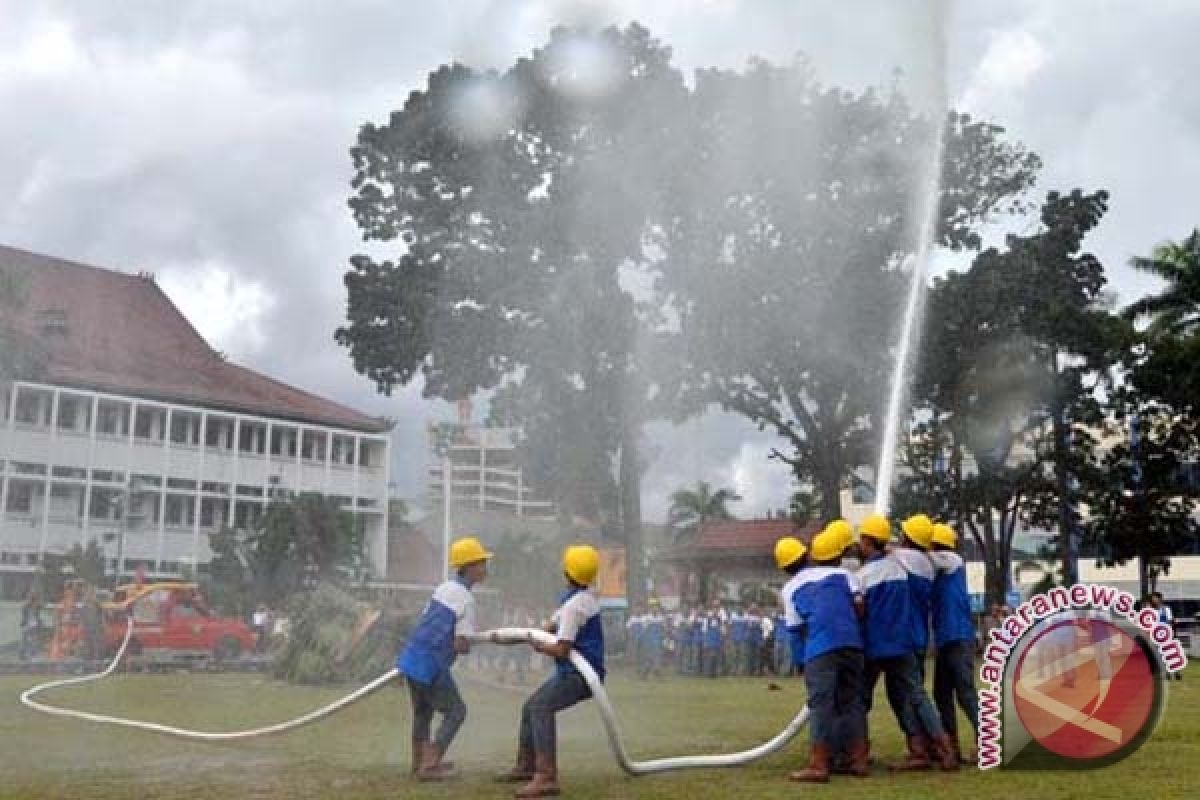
[411,739,456,776]
[932,734,961,772]
[889,735,933,771]
[415,742,457,782]
[515,752,560,797]
[847,739,871,778]
[789,743,831,783]
[496,745,536,783]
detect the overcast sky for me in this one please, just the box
[3,1,1198,523]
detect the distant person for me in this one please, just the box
[19,589,44,661]
[80,584,104,661]
[251,604,270,652]
[1149,593,1182,681]
[396,536,491,781]
[497,545,605,798]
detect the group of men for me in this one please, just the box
[625,600,778,678]
[392,511,980,795]
[775,512,980,783]
[395,536,606,798]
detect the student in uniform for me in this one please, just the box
[498,545,606,798]
[930,522,982,764]
[857,514,957,772]
[1149,592,1183,681]
[396,536,491,781]
[640,602,666,679]
[777,528,868,783]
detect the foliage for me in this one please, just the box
[207,493,365,612]
[1123,228,1200,337]
[666,481,740,543]
[272,582,414,685]
[895,189,1123,602]
[658,60,1041,518]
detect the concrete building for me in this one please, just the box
[426,421,555,520]
[0,245,392,598]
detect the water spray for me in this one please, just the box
[21,620,809,775]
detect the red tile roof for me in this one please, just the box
[2,244,390,433]
[689,518,822,553]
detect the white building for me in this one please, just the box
[427,422,554,519]
[0,245,392,596]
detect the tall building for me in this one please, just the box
[426,420,555,519]
[0,245,392,597]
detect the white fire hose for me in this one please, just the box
[20,620,809,774]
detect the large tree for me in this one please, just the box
[338,25,689,606]
[657,61,1041,518]
[895,189,1122,602]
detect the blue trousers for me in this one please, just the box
[805,648,866,748]
[519,671,592,757]
[865,652,944,740]
[934,640,979,737]
[408,671,466,751]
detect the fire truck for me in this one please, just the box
[49,581,258,662]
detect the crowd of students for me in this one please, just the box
[624,600,792,679]
[392,512,981,795]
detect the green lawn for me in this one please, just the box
[2,665,1197,799]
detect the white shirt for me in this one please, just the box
[432,580,476,637]
[553,589,601,643]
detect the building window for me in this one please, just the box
[5,481,35,514]
[200,498,228,529]
[170,411,202,446]
[56,393,90,433]
[270,426,299,458]
[164,495,195,527]
[134,406,166,441]
[96,400,131,437]
[205,417,234,450]
[302,431,327,462]
[238,422,267,455]
[14,388,50,426]
[88,488,121,520]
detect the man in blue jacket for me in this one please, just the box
[930,523,981,765]
[396,536,491,781]
[777,527,867,783]
[857,514,956,772]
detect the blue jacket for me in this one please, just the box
[397,578,473,685]
[858,553,917,660]
[929,551,974,647]
[782,566,863,664]
[892,547,935,653]
[554,587,606,681]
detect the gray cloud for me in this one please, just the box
[2,1,1197,519]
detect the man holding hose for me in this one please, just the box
[498,544,606,798]
[396,535,491,781]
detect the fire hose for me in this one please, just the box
[20,620,809,773]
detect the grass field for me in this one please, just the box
[2,665,1197,799]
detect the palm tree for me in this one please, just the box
[667,481,741,544]
[1124,229,1200,336]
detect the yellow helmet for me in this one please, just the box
[448,536,493,569]
[825,519,853,547]
[810,527,849,562]
[774,537,808,570]
[858,513,892,544]
[563,544,600,586]
[901,514,935,549]
[932,523,958,549]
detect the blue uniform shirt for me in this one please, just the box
[396,578,475,685]
[858,552,917,660]
[782,566,863,664]
[929,551,975,647]
[892,547,935,653]
[553,587,606,681]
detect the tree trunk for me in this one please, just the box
[1052,397,1078,585]
[619,419,647,609]
[817,464,843,520]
